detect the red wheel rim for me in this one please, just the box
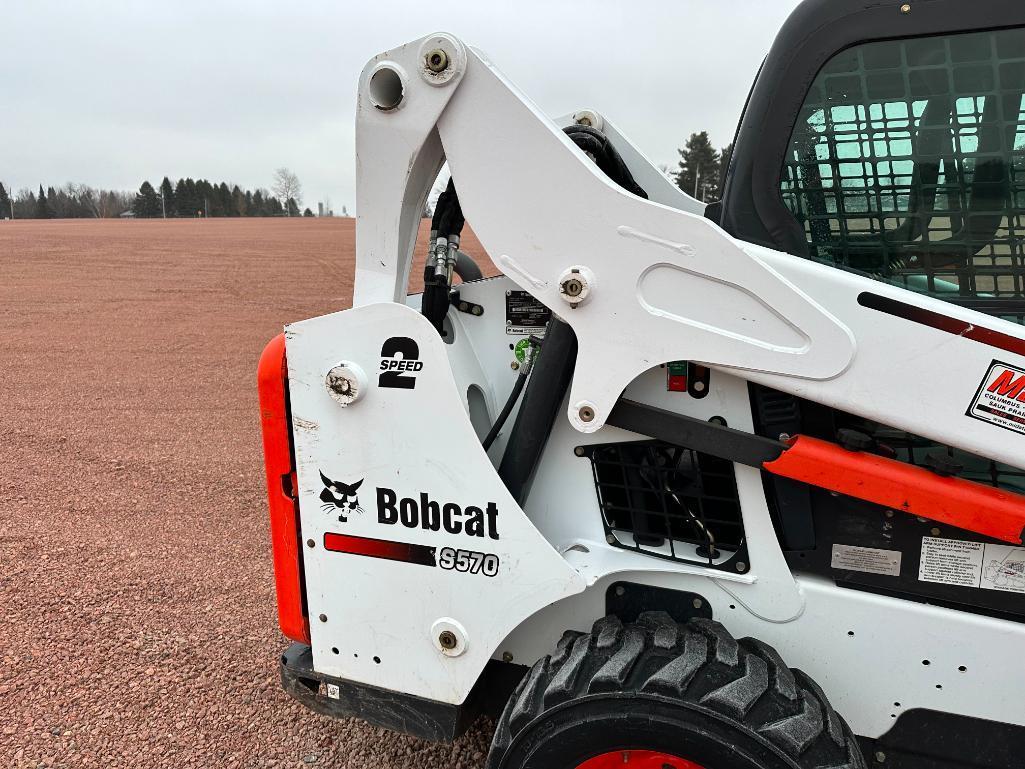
[574,750,707,769]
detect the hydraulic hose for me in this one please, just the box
[497,318,577,504]
[482,369,528,451]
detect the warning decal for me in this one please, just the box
[966,360,1025,435]
[919,536,1025,594]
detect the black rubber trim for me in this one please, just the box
[279,642,527,742]
[279,642,472,742]
[859,708,1025,769]
[607,399,786,468]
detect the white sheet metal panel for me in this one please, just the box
[285,302,584,704]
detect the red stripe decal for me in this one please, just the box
[859,292,1025,357]
[323,533,437,566]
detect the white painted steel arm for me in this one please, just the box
[355,34,1025,468]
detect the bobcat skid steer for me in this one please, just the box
[258,1,1025,767]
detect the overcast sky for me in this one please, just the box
[2,1,803,212]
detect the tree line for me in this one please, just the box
[131,177,305,219]
[0,134,733,221]
[0,183,134,219]
[0,167,311,220]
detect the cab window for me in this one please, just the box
[780,27,1025,312]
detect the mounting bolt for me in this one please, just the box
[458,301,469,312]
[736,561,748,573]
[930,527,941,536]
[563,277,583,297]
[558,265,595,308]
[510,361,520,371]
[875,750,887,763]
[502,651,514,663]
[606,534,617,545]
[885,510,895,518]
[899,3,911,13]
[425,48,449,73]
[319,614,328,623]
[572,110,603,131]
[471,305,483,316]
[578,405,595,423]
[692,598,703,609]
[438,630,458,650]
[574,446,586,457]
[306,539,315,548]
[325,361,368,406]
[431,618,468,656]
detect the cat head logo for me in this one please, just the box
[319,472,364,522]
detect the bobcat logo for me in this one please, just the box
[319,472,364,522]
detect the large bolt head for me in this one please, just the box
[431,617,468,657]
[425,48,449,73]
[325,361,368,406]
[557,265,595,307]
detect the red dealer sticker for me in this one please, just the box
[967,360,1025,435]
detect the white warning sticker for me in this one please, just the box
[831,544,902,576]
[966,360,1025,435]
[326,683,340,700]
[919,536,1025,594]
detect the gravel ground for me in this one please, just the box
[0,218,496,768]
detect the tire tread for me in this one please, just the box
[488,614,866,769]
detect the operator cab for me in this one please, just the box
[718,0,1025,319]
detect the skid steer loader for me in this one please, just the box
[258,1,1025,766]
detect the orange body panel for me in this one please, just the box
[257,334,310,644]
[763,435,1025,544]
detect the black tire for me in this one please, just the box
[487,612,866,769]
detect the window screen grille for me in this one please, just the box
[781,28,1025,317]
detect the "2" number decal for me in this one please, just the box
[378,336,423,390]
[438,547,500,577]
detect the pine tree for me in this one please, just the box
[252,190,265,217]
[35,185,54,219]
[133,181,161,218]
[186,178,201,216]
[286,197,300,217]
[196,180,216,216]
[21,189,37,219]
[0,183,11,219]
[159,177,175,218]
[675,131,720,203]
[231,185,246,217]
[217,182,232,217]
[302,207,314,217]
[173,179,188,217]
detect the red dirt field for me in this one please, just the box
[0,218,495,768]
